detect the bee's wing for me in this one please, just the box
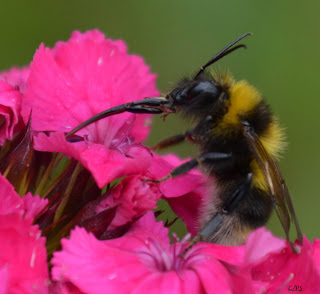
[242,123,303,249]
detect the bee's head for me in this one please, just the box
[166,76,227,120]
[167,78,220,104]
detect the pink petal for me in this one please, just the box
[0,173,48,221]
[165,187,207,236]
[22,30,158,142]
[193,259,239,293]
[52,212,250,293]
[147,153,211,236]
[22,30,159,187]
[97,175,162,229]
[245,233,320,293]
[243,228,286,264]
[187,244,252,294]
[51,227,150,294]
[129,211,170,242]
[0,81,23,145]
[0,174,49,292]
[0,214,49,293]
[131,271,203,294]
[0,66,30,94]
[105,211,171,250]
[34,132,152,188]
[0,266,9,294]
[22,193,48,220]
[312,239,320,275]
[198,242,245,266]
[0,173,24,216]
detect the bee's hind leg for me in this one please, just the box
[147,152,232,183]
[198,172,253,242]
[151,130,195,151]
[152,115,215,151]
[221,173,253,214]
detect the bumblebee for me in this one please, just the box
[66,33,302,252]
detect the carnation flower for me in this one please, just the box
[51,212,252,294]
[0,173,48,219]
[0,80,23,145]
[0,174,49,293]
[0,30,164,263]
[22,193,49,220]
[96,174,162,230]
[22,30,159,188]
[0,173,25,216]
[91,152,209,234]
[147,153,211,236]
[0,214,49,294]
[0,66,30,94]
[241,228,320,293]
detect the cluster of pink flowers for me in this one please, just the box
[0,30,319,293]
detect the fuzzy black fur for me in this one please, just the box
[166,73,275,239]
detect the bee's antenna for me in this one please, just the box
[194,32,252,79]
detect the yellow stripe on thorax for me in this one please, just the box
[222,80,262,127]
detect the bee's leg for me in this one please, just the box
[149,152,232,183]
[197,214,224,241]
[152,131,195,150]
[197,173,253,242]
[152,115,214,151]
[181,213,224,256]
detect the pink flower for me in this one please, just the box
[0,173,25,216]
[0,80,23,145]
[0,214,49,294]
[21,30,159,188]
[96,174,162,230]
[242,228,320,293]
[22,193,48,220]
[312,239,320,275]
[0,66,30,94]
[93,153,208,234]
[51,212,251,294]
[148,153,210,236]
[0,174,49,293]
[0,174,48,220]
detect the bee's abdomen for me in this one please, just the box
[237,187,273,227]
[201,184,273,246]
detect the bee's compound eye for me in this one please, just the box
[188,81,219,99]
[169,81,220,106]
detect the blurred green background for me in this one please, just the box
[1,1,319,241]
